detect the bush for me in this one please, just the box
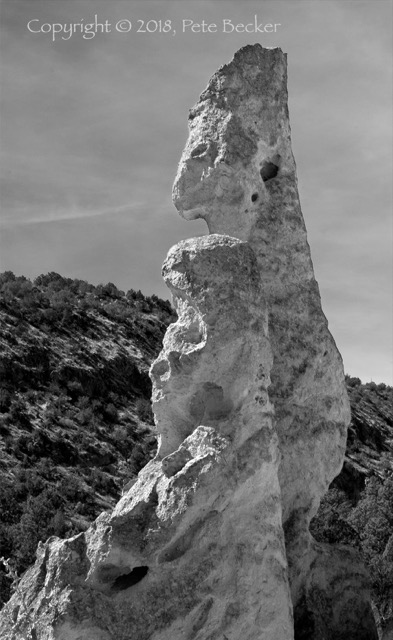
[136,398,154,425]
[345,375,362,387]
[0,389,11,413]
[127,443,150,476]
[104,403,118,423]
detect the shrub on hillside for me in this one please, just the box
[136,398,154,425]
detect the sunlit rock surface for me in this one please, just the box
[0,236,294,639]
[173,44,376,637]
[173,44,349,538]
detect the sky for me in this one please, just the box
[0,0,392,384]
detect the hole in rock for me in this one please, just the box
[260,161,279,182]
[251,193,258,202]
[190,143,208,158]
[111,566,149,592]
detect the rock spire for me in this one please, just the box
[173,42,350,598]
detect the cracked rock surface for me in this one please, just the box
[0,235,293,640]
[173,44,376,638]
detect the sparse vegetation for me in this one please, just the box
[0,271,175,605]
[311,377,393,630]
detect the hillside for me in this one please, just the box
[0,271,175,605]
[311,378,393,634]
[0,270,392,630]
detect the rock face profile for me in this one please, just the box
[0,45,378,639]
[173,45,348,542]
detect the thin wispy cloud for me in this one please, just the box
[0,202,144,227]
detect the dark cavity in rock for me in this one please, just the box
[111,566,149,592]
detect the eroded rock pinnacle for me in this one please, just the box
[0,44,378,640]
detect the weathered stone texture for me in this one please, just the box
[0,236,294,639]
[173,44,351,605]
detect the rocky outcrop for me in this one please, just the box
[0,235,294,639]
[173,44,376,636]
[0,45,378,639]
[173,43,349,537]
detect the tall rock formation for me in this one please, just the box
[173,42,349,598]
[0,235,294,639]
[172,44,377,638]
[0,45,378,640]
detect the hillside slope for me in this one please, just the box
[311,379,393,636]
[0,271,175,604]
